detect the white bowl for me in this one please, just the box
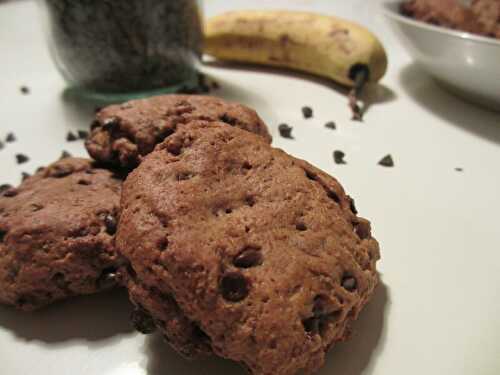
[383,1,500,112]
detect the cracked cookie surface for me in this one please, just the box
[85,94,272,169]
[118,121,380,375]
[0,158,122,311]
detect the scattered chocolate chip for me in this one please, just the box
[131,308,157,334]
[77,179,91,185]
[97,268,118,289]
[66,131,78,142]
[3,188,18,197]
[220,113,238,126]
[20,86,30,95]
[90,120,100,130]
[36,166,45,173]
[77,130,89,139]
[233,247,263,268]
[6,133,16,143]
[341,275,357,292]
[15,154,29,164]
[278,124,294,139]
[327,190,341,204]
[302,106,313,119]
[333,150,346,165]
[455,167,463,172]
[0,230,6,243]
[21,172,30,181]
[378,154,394,167]
[0,140,4,150]
[325,121,336,130]
[104,214,117,235]
[0,184,13,194]
[60,150,71,159]
[220,272,249,302]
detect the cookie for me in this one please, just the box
[85,94,272,169]
[117,121,380,375]
[0,158,122,311]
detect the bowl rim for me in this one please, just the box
[382,0,500,48]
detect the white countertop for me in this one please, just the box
[1,1,500,374]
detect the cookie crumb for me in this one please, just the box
[302,106,313,119]
[66,131,78,142]
[6,132,16,143]
[278,124,294,139]
[325,121,336,130]
[20,86,30,95]
[15,154,29,164]
[333,150,346,165]
[378,155,394,167]
[60,150,72,160]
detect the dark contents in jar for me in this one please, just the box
[43,0,203,92]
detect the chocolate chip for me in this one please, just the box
[302,106,313,119]
[36,166,45,173]
[0,140,4,150]
[103,117,120,131]
[104,214,117,235]
[295,222,307,231]
[66,131,78,142]
[77,130,89,139]
[327,190,340,204]
[220,113,238,126]
[349,197,358,214]
[302,317,320,334]
[21,172,30,181]
[233,247,263,268]
[20,86,30,95]
[341,275,357,292]
[211,81,220,90]
[97,268,118,289]
[15,154,29,164]
[77,179,91,185]
[333,150,346,165]
[278,124,294,139]
[305,170,316,181]
[3,188,18,197]
[220,272,249,302]
[378,154,394,167]
[455,167,463,172]
[60,150,72,160]
[131,308,157,334]
[5,133,16,143]
[325,121,336,130]
[0,184,13,194]
[0,230,6,243]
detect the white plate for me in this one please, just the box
[383,1,500,111]
[1,1,500,375]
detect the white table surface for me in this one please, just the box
[1,0,500,374]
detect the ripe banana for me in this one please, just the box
[204,10,388,88]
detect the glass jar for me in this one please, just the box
[39,0,203,102]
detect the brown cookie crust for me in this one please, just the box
[118,121,380,375]
[85,95,272,169]
[0,158,122,311]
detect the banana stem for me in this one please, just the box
[348,66,369,122]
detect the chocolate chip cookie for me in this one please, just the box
[85,94,272,169]
[0,158,122,311]
[118,121,380,375]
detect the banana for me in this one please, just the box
[204,10,388,88]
